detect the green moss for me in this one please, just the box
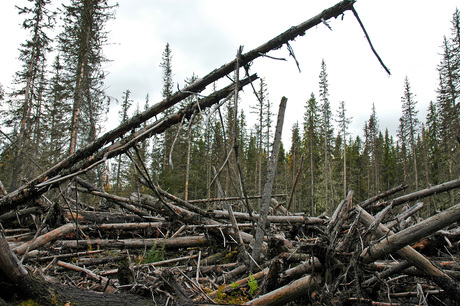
[17,300,41,306]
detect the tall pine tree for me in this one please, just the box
[59,0,116,154]
[399,77,420,190]
[6,0,55,190]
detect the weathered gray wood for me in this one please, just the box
[14,223,77,256]
[244,274,321,306]
[58,235,211,250]
[371,178,460,209]
[361,202,460,262]
[0,230,28,283]
[0,75,256,214]
[357,205,460,300]
[212,210,325,224]
[252,97,287,265]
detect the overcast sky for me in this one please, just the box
[1,1,458,148]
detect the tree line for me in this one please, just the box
[0,0,458,217]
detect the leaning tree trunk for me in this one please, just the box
[252,97,287,265]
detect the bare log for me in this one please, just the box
[0,230,28,283]
[136,193,254,243]
[65,210,146,224]
[212,210,325,225]
[356,205,460,300]
[279,257,321,284]
[187,194,286,204]
[244,274,321,305]
[58,235,211,250]
[14,222,76,256]
[0,206,41,222]
[371,178,460,210]
[57,260,115,292]
[0,228,155,305]
[359,184,408,208]
[361,202,460,263]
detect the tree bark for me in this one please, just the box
[211,210,325,224]
[58,235,211,250]
[14,222,76,256]
[361,202,460,262]
[252,97,287,265]
[244,274,321,306]
[356,205,460,300]
[371,178,460,210]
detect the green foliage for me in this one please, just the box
[247,273,259,295]
[18,300,42,306]
[143,241,165,264]
[230,282,240,288]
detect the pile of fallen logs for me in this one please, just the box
[0,0,459,304]
[1,177,460,305]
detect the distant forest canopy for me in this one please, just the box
[0,0,458,217]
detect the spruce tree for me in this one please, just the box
[289,122,301,210]
[318,59,334,213]
[6,0,55,190]
[59,0,116,154]
[436,11,460,183]
[46,54,71,165]
[114,90,132,195]
[302,93,320,214]
[250,78,270,202]
[399,77,420,190]
[381,129,396,190]
[425,101,441,186]
[363,103,380,195]
[336,101,352,198]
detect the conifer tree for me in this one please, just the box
[436,12,460,182]
[250,78,270,201]
[336,101,352,198]
[302,93,320,214]
[318,60,334,213]
[288,122,301,209]
[6,0,55,190]
[399,77,420,189]
[46,54,71,165]
[114,90,132,195]
[59,0,116,154]
[363,103,380,195]
[425,101,441,186]
[381,129,396,190]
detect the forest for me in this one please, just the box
[0,0,459,305]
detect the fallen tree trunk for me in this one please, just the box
[212,210,325,225]
[58,235,211,250]
[371,178,460,210]
[14,222,76,256]
[361,202,460,262]
[0,229,155,305]
[356,205,460,300]
[244,274,321,305]
[66,210,147,224]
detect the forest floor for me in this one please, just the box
[1,178,460,305]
